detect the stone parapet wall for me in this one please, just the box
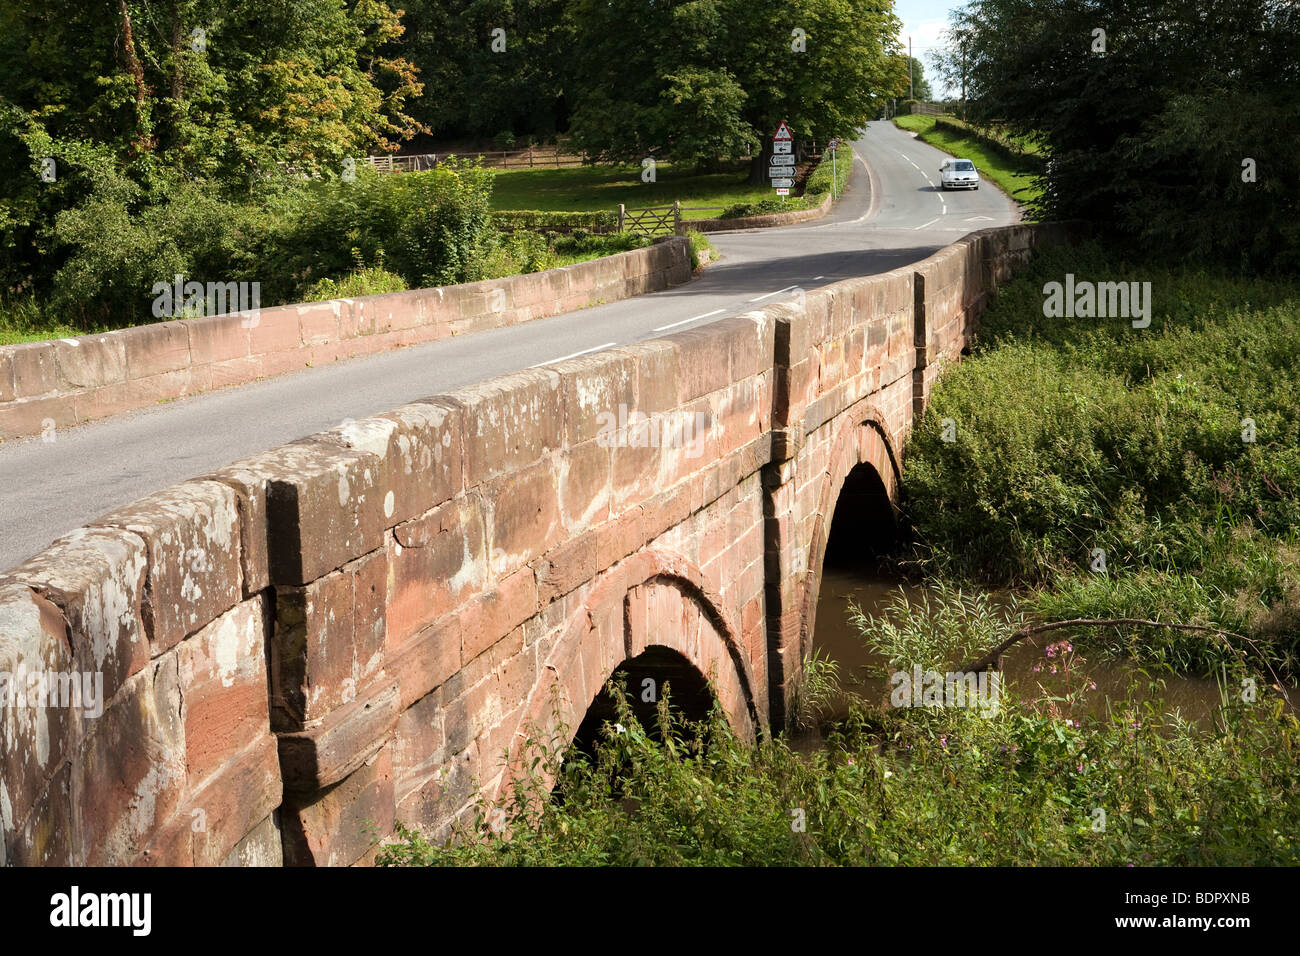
[0,239,692,442]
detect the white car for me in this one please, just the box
[939,158,980,190]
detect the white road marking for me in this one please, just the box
[652,309,725,332]
[749,285,799,302]
[813,275,825,280]
[914,217,942,230]
[528,342,617,367]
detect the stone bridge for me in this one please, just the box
[0,223,1075,866]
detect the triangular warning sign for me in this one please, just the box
[772,120,793,141]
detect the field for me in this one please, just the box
[489,160,788,219]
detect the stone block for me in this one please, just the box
[88,480,242,654]
[277,682,399,793]
[283,743,394,867]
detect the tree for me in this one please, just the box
[935,0,1300,269]
[390,0,575,141]
[899,56,933,102]
[0,0,426,299]
[565,0,904,181]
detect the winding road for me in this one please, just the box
[0,121,1020,571]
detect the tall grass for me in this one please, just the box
[902,241,1300,675]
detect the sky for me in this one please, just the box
[893,0,963,97]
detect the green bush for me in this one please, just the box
[901,240,1300,672]
[304,256,408,301]
[721,197,811,218]
[47,171,265,329]
[479,229,559,278]
[550,230,648,258]
[255,160,496,296]
[686,231,716,269]
[803,144,853,198]
[492,209,619,234]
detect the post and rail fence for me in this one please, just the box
[361,145,590,173]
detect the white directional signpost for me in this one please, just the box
[770,120,794,201]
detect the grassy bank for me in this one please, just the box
[490,160,775,219]
[902,240,1300,677]
[490,146,852,221]
[894,113,1044,209]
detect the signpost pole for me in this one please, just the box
[770,120,795,201]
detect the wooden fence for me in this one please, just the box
[618,202,729,236]
[362,146,588,173]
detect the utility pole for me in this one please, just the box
[909,36,914,100]
[961,38,967,120]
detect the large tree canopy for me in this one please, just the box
[563,0,904,179]
[0,0,425,293]
[933,0,1300,270]
[391,0,575,141]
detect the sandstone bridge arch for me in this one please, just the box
[498,550,759,798]
[0,224,1079,865]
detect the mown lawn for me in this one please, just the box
[893,113,1044,209]
[489,160,784,220]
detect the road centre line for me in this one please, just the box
[749,285,799,302]
[652,309,726,332]
[528,342,617,367]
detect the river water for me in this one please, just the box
[812,566,1234,727]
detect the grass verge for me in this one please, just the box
[893,113,1044,210]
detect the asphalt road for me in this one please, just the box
[0,121,1020,571]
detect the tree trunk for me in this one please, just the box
[118,0,152,154]
[747,137,774,185]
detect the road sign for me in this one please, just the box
[828,138,840,150]
[771,178,795,188]
[770,154,795,166]
[773,141,792,155]
[776,188,790,196]
[768,167,793,178]
[773,120,793,142]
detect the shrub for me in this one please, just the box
[48,171,264,329]
[721,197,811,218]
[304,252,408,301]
[901,240,1300,671]
[803,144,853,198]
[686,230,716,269]
[492,209,619,234]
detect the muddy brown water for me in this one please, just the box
[811,567,1237,728]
